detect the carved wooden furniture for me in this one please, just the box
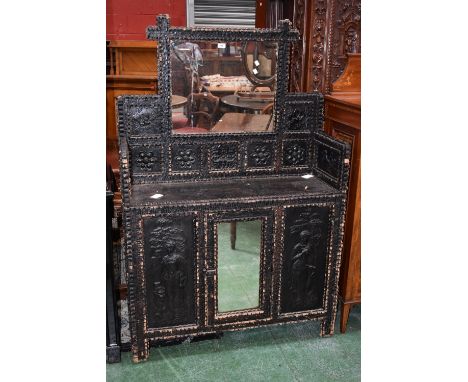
[288,0,361,93]
[117,15,350,362]
[324,53,360,333]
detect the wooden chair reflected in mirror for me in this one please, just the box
[172,91,221,134]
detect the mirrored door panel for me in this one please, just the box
[217,220,261,313]
[206,210,274,327]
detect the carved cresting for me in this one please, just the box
[143,216,196,328]
[281,206,330,313]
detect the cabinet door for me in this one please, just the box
[205,209,275,329]
[141,213,201,333]
[278,204,335,317]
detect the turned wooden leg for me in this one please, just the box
[340,303,352,333]
[230,222,237,250]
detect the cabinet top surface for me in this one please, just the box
[130,175,337,206]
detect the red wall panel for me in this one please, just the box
[107,0,187,40]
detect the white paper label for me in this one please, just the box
[150,193,164,199]
[252,68,259,75]
[254,59,260,66]
[217,43,226,49]
[301,174,314,179]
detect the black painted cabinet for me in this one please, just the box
[118,15,350,362]
[135,197,340,336]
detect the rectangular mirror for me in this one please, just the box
[217,220,262,313]
[170,40,277,134]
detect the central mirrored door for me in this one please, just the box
[217,220,261,313]
[206,210,274,328]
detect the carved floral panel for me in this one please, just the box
[130,145,163,174]
[247,141,275,168]
[171,144,201,173]
[282,140,309,167]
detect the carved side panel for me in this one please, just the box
[143,215,196,328]
[283,93,324,131]
[280,205,331,313]
[312,130,350,190]
[122,95,165,136]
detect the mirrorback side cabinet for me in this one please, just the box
[118,15,351,362]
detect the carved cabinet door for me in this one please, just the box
[278,204,335,318]
[141,212,202,334]
[205,209,275,330]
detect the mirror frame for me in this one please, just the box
[147,14,299,138]
[207,209,275,326]
[240,41,277,87]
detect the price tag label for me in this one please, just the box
[217,43,226,49]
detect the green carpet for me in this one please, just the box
[107,222,361,381]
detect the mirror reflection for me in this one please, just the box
[217,221,261,313]
[170,40,277,134]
